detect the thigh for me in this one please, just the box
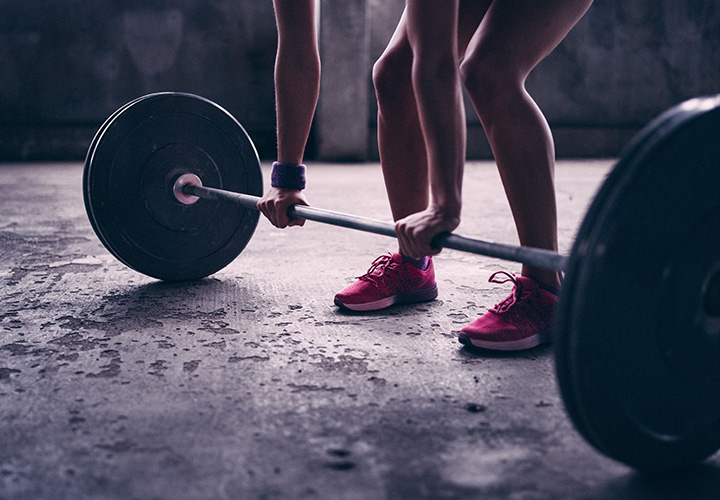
[405,1,460,55]
[379,0,491,64]
[467,0,593,76]
[457,0,493,55]
[378,8,413,66]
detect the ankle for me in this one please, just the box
[522,268,561,291]
[401,254,429,271]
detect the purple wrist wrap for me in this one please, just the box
[271,162,306,190]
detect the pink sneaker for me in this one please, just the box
[459,271,558,351]
[334,253,438,311]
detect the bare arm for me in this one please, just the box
[258,0,320,228]
[395,0,466,257]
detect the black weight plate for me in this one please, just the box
[556,95,720,471]
[84,93,262,281]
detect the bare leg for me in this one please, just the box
[373,12,428,222]
[460,0,593,287]
[373,2,491,223]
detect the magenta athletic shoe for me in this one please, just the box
[459,271,558,351]
[334,253,438,311]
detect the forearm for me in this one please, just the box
[412,64,465,217]
[273,0,320,165]
[406,0,465,219]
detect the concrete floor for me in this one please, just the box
[1,161,719,500]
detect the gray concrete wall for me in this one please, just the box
[0,1,278,160]
[316,0,370,161]
[0,0,718,161]
[519,1,720,157]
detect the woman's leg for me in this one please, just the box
[373,1,491,223]
[334,3,492,312]
[460,0,593,288]
[372,10,429,222]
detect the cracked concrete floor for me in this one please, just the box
[1,161,719,500]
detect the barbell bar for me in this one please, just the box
[177,175,570,272]
[83,92,720,473]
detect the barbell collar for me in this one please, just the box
[184,183,569,272]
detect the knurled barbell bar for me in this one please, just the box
[83,92,720,472]
[174,173,569,272]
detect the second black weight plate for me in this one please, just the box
[556,95,720,471]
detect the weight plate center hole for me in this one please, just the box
[173,173,202,205]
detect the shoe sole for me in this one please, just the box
[458,328,553,351]
[334,285,438,311]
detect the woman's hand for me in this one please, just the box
[395,206,460,259]
[257,187,309,228]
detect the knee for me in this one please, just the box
[459,52,521,114]
[372,49,413,109]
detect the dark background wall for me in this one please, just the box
[0,0,718,161]
[0,1,277,160]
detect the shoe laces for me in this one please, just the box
[357,253,409,289]
[488,271,528,314]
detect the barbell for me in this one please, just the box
[83,92,720,472]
